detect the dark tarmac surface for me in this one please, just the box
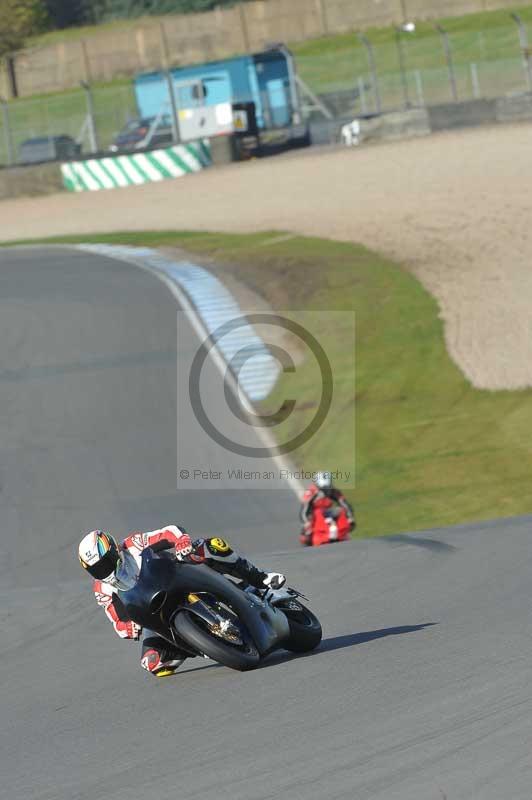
[1,248,531,800]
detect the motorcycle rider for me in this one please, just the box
[300,471,355,546]
[78,526,286,677]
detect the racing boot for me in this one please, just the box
[232,558,286,591]
[141,637,189,678]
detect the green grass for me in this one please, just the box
[31,17,153,47]
[27,4,532,52]
[295,5,532,65]
[5,229,532,538]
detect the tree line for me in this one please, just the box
[59,1,248,24]
[0,0,250,56]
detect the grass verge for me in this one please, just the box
[4,229,532,537]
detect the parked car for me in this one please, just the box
[109,116,174,152]
[18,135,81,165]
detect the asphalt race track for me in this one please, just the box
[1,247,531,800]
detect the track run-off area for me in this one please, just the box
[1,247,532,800]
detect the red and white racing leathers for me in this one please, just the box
[92,525,192,640]
[92,525,270,676]
[299,484,355,545]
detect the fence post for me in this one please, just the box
[277,45,302,125]
[165,70,181,144]
[395,27,410,109]
[0,97,14,165]
[434,24,458,102]
[80,40,92,84]
[5,55,18,99]
[295,74,333,119]
[356,33,381,114]
[80,81,98,153]
[510,13,532,92]
[358,77,368,114]
[470,63,480,99]
[414,70,425,106]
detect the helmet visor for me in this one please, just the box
[85,550,119,581]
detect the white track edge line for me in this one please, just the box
[73,244,305,500]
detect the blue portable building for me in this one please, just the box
[134,48,297,131]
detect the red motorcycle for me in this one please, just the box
[308,506,352,547]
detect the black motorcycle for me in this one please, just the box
[117,547,322,671]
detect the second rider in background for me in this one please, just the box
[300,471,355,546]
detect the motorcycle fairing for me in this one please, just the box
[118,548,290,655]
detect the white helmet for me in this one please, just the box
[315,471,333,495]
[78,530,121,582]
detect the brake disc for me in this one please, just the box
[209,618,243,645]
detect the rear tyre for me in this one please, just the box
[174,610,260,671]
[279,602,322,653]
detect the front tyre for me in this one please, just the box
[278,601,322,653]
[174,610,260,671]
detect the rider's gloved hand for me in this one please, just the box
[126,621,142,640]
[263,572,286,590]
[174,534,194,561]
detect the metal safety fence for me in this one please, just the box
[0,85,136,167]
[296,16,532,119]
[1,16,532,166]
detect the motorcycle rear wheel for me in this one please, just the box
[174,610,260,671]
[279,602,322,653]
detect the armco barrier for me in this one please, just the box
[311,108,430,145]
[496,92,532,124]
[427,99,497,131]
[359,108,431,142]
[61,140,211,192]
[0,161,63,200]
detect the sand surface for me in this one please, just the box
[2,124,531,390]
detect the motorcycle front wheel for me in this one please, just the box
[174,610,260,671]
[278,601,322,653]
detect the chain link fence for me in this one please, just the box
[297,19,532,118]
[0,84,137,166]
[1,18,532,166]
